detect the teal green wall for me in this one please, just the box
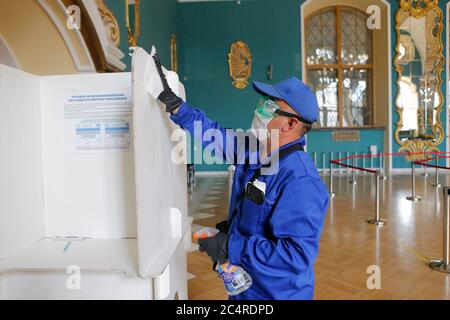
[177,0,448,171]
[307,129,385,170]
[102,1,448,171]
[105,0,177,71]
[177,0,303,171]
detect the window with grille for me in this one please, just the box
[305,6,373,128]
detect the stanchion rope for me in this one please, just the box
[330,151,450,173]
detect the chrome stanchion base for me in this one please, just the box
[406,196,421,201]
[431,183,442,188]
[367,219,387,226]
[429,260,450,274]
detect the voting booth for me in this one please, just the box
[0,48,192,299]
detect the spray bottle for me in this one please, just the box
[193,227,252,296]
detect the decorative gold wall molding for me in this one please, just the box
[228,41,252,89]
[95,0,120,48]
[399,140,440,161]
[60,0,125,72]
[332,130,360,142]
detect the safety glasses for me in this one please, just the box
[256,98,313,125]
[255,98,279,121]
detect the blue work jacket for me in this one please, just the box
[170,102,329,300]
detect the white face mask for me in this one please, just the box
[251,112,272,143]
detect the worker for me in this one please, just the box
[152,53,329,300]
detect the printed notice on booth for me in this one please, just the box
[63,91,132,153]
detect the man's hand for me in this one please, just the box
[152,53,183,114]
[198,232,228,264]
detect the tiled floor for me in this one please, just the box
[187,172,450,300]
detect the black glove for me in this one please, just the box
[152,53,183,113]
[198,231,228,264]
[215,220,229,233]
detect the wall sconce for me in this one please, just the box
[171,34,178,73]
[228,41,252,89]
[125,0,140,47]
[267,64,273,80]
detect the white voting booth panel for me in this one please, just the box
[132,48,189,278]
[0,65,45,259]
[0,239,188,299]
[0,47,191,300]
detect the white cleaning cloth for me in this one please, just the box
[146,45,181,99]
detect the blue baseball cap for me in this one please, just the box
[252,76,319,124]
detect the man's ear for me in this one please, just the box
[286,117,300,131]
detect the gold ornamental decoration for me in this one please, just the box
[400,0,439,18]
[125,0,140,47]
[228,41,252,89]
[95,0,120,47]
[399,139,440,162]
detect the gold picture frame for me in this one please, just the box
[393,0,444,160]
